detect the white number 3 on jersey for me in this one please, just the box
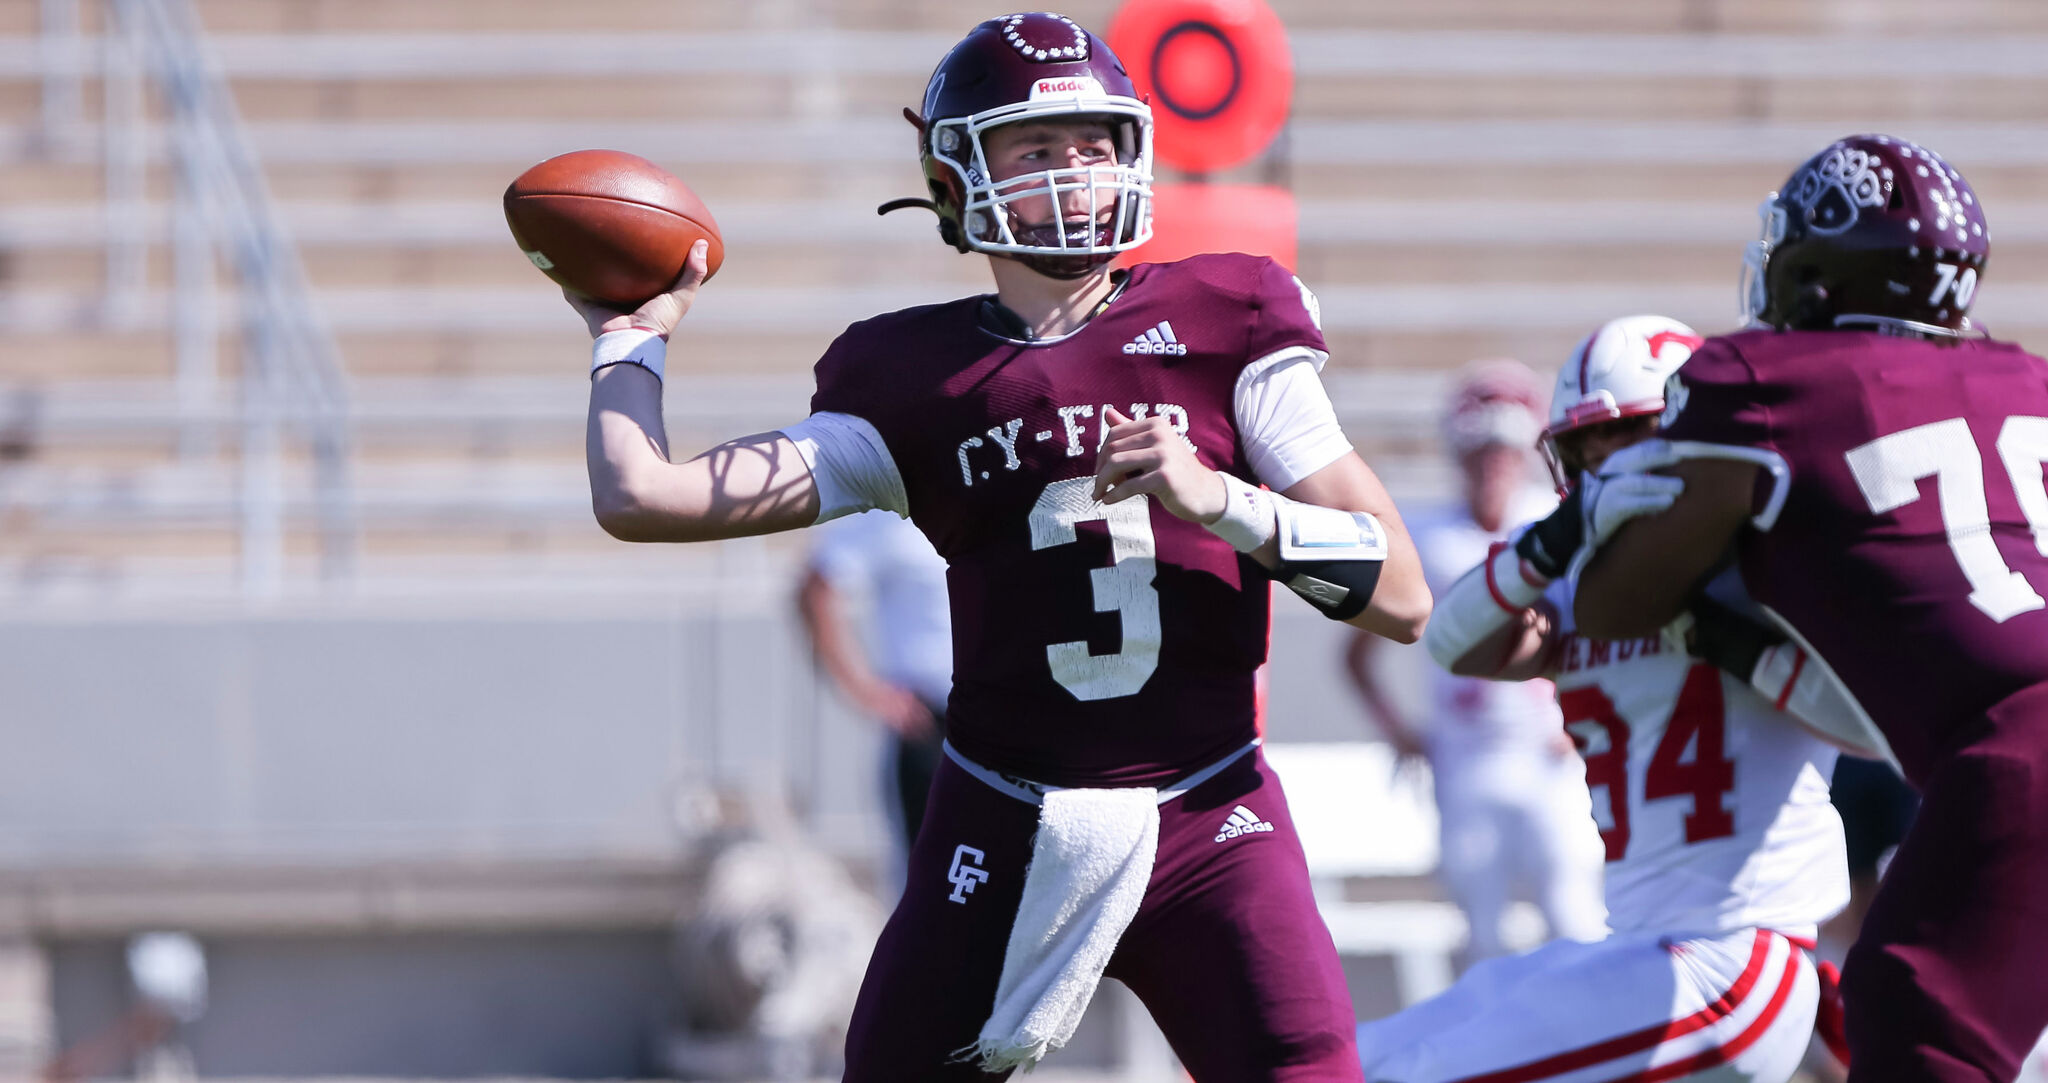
[1028,477,1162,700]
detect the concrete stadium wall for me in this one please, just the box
[0,591,1427,1077]
[0,604,838,868]
[0,596,1412,872]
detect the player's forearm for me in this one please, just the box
[1575,539,1689,639]
[1357,690,1420,746]
[1577,459,1758,638]
[1346,519,1429,641]
[586,365,820,542]
[1279,456,1431,642]
[587,362,673,533]
[1425,554,1556,679]
[1235,516,1424,640]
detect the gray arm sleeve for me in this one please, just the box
[779,412,909,523]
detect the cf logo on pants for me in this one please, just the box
[947,844,990,903]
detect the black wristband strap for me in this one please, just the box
[1514,484,1584,581]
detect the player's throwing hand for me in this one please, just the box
[1092,405,1228,523]
[564,239,713,340]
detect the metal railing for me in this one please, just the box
[71,0,357,595]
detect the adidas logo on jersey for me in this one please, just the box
[1123,321,1188,356]
[1214,804,1275,843]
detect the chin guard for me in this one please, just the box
[1273,502,1389,621]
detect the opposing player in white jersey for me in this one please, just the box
[1347,361,1606,964]
[1357,316,1853,1083]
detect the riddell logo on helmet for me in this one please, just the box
[1030,76,1104,100]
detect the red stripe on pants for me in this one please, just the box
[1448,929,1779,1083]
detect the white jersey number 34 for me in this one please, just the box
[1563,662,1736,862]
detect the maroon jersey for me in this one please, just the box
[1660,329,2048,784]
[809,254,1327,787]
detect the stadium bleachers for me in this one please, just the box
[2,0,2047,596]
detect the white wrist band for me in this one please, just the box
[1204,473,1278,553]
[591,328,666,383]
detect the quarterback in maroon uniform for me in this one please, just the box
[564,13,1428,1080]
[1573,135,2048,1082]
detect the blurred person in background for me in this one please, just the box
[43,932,206,1083]
[796,508,952,886]
[1345,360,1606,966]
[1368,315,1853,1083]
[566,14,1429,1078]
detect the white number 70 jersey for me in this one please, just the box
[1543,578,1850,936]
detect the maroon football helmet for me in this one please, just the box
[881,13,1154,279]
[1742,134,1990,337]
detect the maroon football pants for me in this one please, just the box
[841,747,1363,1081]
[1842,681,2048,1083]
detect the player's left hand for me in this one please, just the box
[1092,406,1226,523]
[1582,470,1686,549]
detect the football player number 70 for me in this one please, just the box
[1846,415,2048,623]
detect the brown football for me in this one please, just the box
[503,149,724,309]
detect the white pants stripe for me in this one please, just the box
[1357,928,1818,1083]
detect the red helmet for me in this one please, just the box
[1741,134,1990,337]
[884,13,1155,279]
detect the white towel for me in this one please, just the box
[967,786,1160,1073]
